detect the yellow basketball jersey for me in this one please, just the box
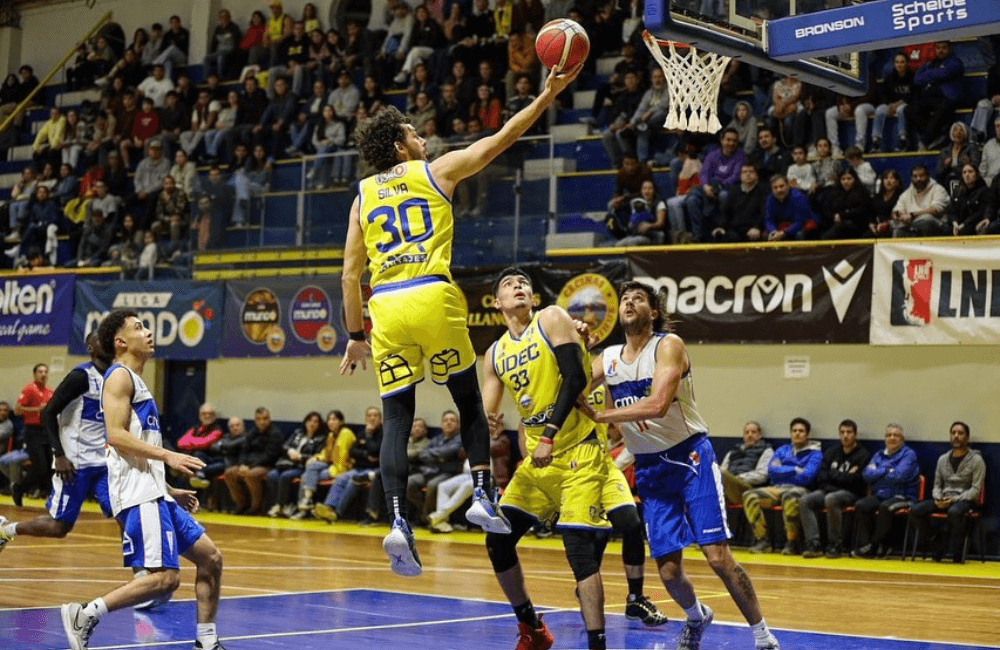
[492,313,594,456]
[358,160,454,290]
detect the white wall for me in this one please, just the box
[205,344,1000,443]
[17,0,339,77]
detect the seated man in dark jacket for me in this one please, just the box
[223,406,284,515]
[406,411,464,523]
[719,420,773,505]
[314,406,383,522]
[798,419,872,558]
[712,162,768,242]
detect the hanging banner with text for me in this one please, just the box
[222,277,347,357]
[454,261,630,355]
[0,273,75,346]
[629,245,873,343]
[871,240,1000,345]
[71,281,225,359]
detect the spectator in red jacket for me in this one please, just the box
[177,403,224,491]
[120,97,159,168]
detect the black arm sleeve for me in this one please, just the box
[547,343,588,438]
[41,369,90,458]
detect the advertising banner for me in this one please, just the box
[0,273,75,346]
[222,278,346,357]
[871,240,1000,345]
[72,281,225,359]
[629,245,872,343]
[456,261,630,355]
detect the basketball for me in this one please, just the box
[535,19,590,70]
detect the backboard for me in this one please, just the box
[645,0,869,95]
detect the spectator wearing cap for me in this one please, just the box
[265,0,289,64]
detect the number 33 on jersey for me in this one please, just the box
[358,161,455,288]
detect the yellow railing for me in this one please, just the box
[0,10,113,135]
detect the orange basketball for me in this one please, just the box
[534,19,590,70]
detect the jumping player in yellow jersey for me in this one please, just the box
[482,267,610,650]
[340,63,584,577]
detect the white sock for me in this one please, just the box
[2,522,17,538]
[83,597,108,619]
[752,618,773,642]
[683,601,705,621]
[197,622,218,647]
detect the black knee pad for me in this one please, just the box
[608,505,641,533]
[609,506,645,566]
[563,530,602,582]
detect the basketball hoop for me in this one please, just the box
[642,30,731,134]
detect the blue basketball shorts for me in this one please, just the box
[46,465,112,524]
[117,498,205,569]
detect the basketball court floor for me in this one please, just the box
[2,498,997,650]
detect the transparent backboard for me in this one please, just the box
[646,0,868,94]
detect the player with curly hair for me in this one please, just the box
[340,63,583,576]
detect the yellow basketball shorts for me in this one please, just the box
[368,279,476,397]
[603,461,636,515]
[499,439,611,530]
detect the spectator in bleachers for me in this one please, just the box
[948,163,993,237]
[101,150,128,198]
[451,0,496,74]
[264,1,290,64]
[826,79,878,155]
[189,416,247,509]
[295,410,356,516]
[98,48,144,90]
[303,2,322,34]
[786,145,816,196]
[766,75,805,149]
[169,148,198,197]
[176,403,224,492]
[174,71,197,108]
[204,90,239,164]
[224,406,284,516]
[367,0,393,48]
[360,75,386,114]
[329,69,360,125]
[423,118,446,160]
[469,84,501,132]
[376,2,414,85]
[305,29,330,85]
[725,100,758,155]
[891,164,950,237]
[628,68,669,166]
[100,76,127,117]
[765,175,819,241]
[935,122,980,190]
[153,15,190,79]
[18,185,59,263]
[719,421,773,506]
[745,417,822,555]
[157,90,187,156]
[980,116,1000,187]
[609,153,652,220]
[132,139,170,228]
[194,166,234,250]
[750,127,792,185]
[36,162,57,193]
[871,169,903,236]
[394,4,444,86]
[267,411,327,518]
[121,97,159,168]
[74,209,112,268]
[269,20,310,99]
[74,36,117,90]
[446,59,475,111]
[799,419,871,559]
[908,421,986,563]
[613,180,666,247]
[137,64,174,109]
[970,60,1000,145]
[241,10,269,68]
[474,60,505,104]
[88,179,119,224]
[406,411,464,524]
[232,144,272,228]
[14,65,38,104]
[287,80,328,156]
[307,105,347,188]
[844,146,877,195]
[107,213,142,274]
[180,90,221,161]
[52,164,78,207]
[407,90,436,135]
[906,41,965,151]
[868,52,915,153]
[585,41,642,128]
[5,167,37,240]
[820,168,873,240]
[685,128,744,242]
[435,82,462,136]
[341,20,367,74]
[136,229,158,279]
[110,92,139,160]
[254,76,297,158]
[314,406,384,523]
[144,24,164,69]
[361,416,429,525]
[32,108,66,170]
[58,110,86,172]
[810,137,838,201]
[150,174,189,252]
[324,29,345,80]
[714,162,768,243]
[204,9,241,80]
[852,423,920,559]
[505,74,541,135]
[231,76,267,152]
[601,70,643,168]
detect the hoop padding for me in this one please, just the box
[642,31,731,134]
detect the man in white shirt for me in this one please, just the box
[891,164,950,237]
[137,64,175,108]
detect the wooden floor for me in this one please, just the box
[1,499,998,648]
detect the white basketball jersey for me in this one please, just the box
[102,364,169,515]
[58,362,108,469]
[602,334,709,455]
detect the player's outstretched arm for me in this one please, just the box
[596,334,685,424]
[103,367,205,476]
[340,196,371,375]
[429,63,583,193]
[482,343,506,435]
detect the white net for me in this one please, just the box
[642,31,731,134]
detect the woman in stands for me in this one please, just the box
[935,122,980,191]
[267,411,327,518]
[820,167,872,240]
[293,410,356,519]
[726,101,758,154]
[871,169,903,236]
[948,163,994,236]
[241,10,269,68]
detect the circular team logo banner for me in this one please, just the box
[241,288,281,344]
[556,273,618,344]
[290,285,333,344]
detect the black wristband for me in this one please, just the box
[349,330,366,341]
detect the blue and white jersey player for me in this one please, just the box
[585,280,780,650]
[59,310,226,650]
